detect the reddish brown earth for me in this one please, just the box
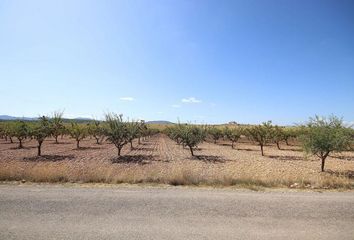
[0,134,353,188]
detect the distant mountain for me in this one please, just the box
[0,115,93,122]
[0,115,38,121]
[146,120,174,125]
[73,117,93,121]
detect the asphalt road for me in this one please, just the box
[0,184,354,240]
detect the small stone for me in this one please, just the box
[21,179,26,183]
[290,183,299,188]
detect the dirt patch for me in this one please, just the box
[0,134,353,189]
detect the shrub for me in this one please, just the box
[301,115,352,172]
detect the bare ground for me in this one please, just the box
[0,134,353,188]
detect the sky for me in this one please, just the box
[0,0,353,125]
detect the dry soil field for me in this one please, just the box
[0,134,353,189]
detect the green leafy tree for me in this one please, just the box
[13,121,30,148]
[137,120,146,144]
[224,126,242,149]
[50,111,65,144]
[247,121,273,156]
[31,116,51,156]
[126,120,140,150]
[208,127,223,144]
[104,113,129,156]
[301,115,352,172]
[166,124,184,145]
[0,123,11,142]
[272,126,285,150]
[283,127,299,146]
[88,120,105,144]
[179,124,206,156]
[68,122,88,149]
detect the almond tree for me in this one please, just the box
[272,126,285,150]
[179,124,206,156]
[104,113,129,156]
[88,120,105,144]
[166,124,184,145]
[126,120,140,150]
[31,116,51,156]
[283,127,298,145]
[50,111,65,144]
[224,126,242,149]
[68,122,88,149]
[208,127,223,144]
[137,120,146,144]
[246,121,273,156]
[301,115,352,172]
[13,121,30,148]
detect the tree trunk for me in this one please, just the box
[19,139,23,149]
[138,137,141,145]
[231,141,234,149]
[260,144,264,156]
[276,142,280,150]
[214,139,217,144]
[285,139,289,146]
[118,146,122,156]
[10,137,13,143]
[55,135,59,144]
[130,140,133,150]
[76,140,80,149]
[5,135,7,141]
[37,142,42,156]
[321,157,326,172]
[189,146,194,156]
[95,137,99,144]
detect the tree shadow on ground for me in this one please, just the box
[217,143,233,147]
[191,155,226,163]
[330,155,354,161]
[111,155,155,165]
[267,155,308,161]
[9,146,37,150]
[285,148,302,152]
[50,142,71,145]
[237,147,258,152]
[326,170,354,179]
[74,146,102,151]
[133,147,156,152]
[23,154,75,162]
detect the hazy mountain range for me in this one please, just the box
[0,115,174,124]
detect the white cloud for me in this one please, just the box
[171,104,181,108]
[120,97,135,101]
[181,97,202,103]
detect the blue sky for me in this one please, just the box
[0,0,353,125]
